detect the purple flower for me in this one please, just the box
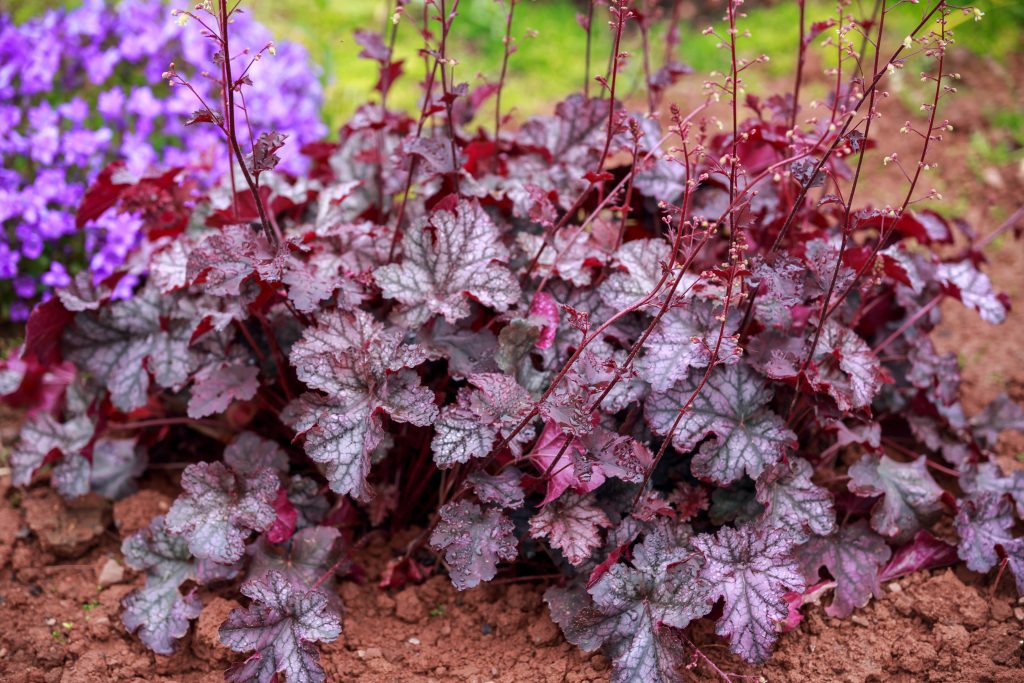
[127,86,162,121]
[97,88,126,119]
[12,276,36,299]
[0,242,19,279]
[59,97,90,125]
[8,301,30,322]
[1,0,325,314]
[41,261,71,288]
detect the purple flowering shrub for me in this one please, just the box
[4,1,1024,681]
[0,0,324,321]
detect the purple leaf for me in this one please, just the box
[756,457,836,541]
[529,492,612,566]
[63,286,192,412]
[188,360,260,419]
[429,500,518,590]
[971,394,1024,448]
[286,310,437,499]
[121,516,240,655]
[466,467,525,509]
[165,461,279,564]
[374,198,520,326]
[10,413,93,488]
[848,454,944,541]
[645,364,796,485]
[954,493,1024,591]
[432,373,534,467]
[246,131,288,175]
[90,436,147,500]
[878,530,958,582]
[693,524,805,663]
[937,259,1008,324]
[805,321,884,412]
[960,461,1024,518]
[248,526,347,590]
[598,238,673,311]
[549,522,712,681]
[220,571,341,683]
[527,419,606,506]
[224,432,289,475]
[795,520,891,618]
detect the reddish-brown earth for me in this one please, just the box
[0,52,1022,683]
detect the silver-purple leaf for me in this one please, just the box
[90,436,148,500]
[805,321,883,412]
[529,492,612,566]
[431,373,534,468]
[121,516,240,655]
[937,260,1008,324]
[286,310,437,499]
[756,457,836,541]
[224,432,289,475]
[10,413,94,487]
[848,454,943,541]
[466,467,525,509]
[374,198,520,326]
[63,286,192,411]
[645,364,796,485]
[549,522,712,682]
[165,461,279,564]
[970,394,1024,449]
[188,361,260,419]
[598,238,673,311]
[248,526,346,590]
[795,520,891,618]
[429,500,517,590]
[693,524,805,663]
[220,570,342,683]
[954,493,1024,592]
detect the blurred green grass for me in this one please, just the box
[10,0,1023,133]
[246,0,1022,133]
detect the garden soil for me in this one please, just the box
[1,53,1023,683]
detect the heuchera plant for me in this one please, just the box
[4,0,1024,681]
[0,0,324,320]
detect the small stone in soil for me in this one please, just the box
[407,637,420,645]
[28,584,42,597]
[95,558,124,588]
[481,622,494,635]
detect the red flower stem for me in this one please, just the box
[494,0,516,140]
[787,0,890,418]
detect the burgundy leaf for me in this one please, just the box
[795,520,892,618]
[848,454,944,541]
[878,530,958,582]
[693,524,805,663]
[529,492,612,566]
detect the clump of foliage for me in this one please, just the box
[0,0,324,321]
[4,0,1024,681]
